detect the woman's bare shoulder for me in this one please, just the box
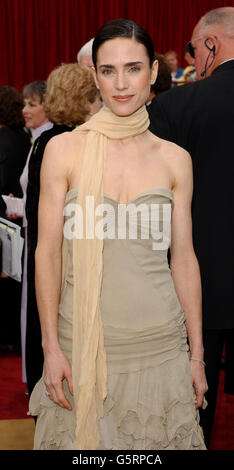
[149,132,193,192]
[149,132,191,161]
[42,129,87,175]
[45,129,87,156]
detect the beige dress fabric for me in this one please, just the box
[29,188,206,450]
[72,105,150,449]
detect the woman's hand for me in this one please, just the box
[6,212,20,220]
[190,359,208,408]
[0,272,8,278]
[6,194,21,219]
[43,347,73,410]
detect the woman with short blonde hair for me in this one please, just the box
[44,63,101,126]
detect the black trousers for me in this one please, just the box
[0,277,22,350]
[199,328,234,448]
[25,273,44,397]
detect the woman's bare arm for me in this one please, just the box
[169,145,208,408]
[35,133,73,409]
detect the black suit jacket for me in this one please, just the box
[0,126,31,197]
[148,60,234,330]
[0,196,6,217]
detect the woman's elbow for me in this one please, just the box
[35,241,61,267]
[170,245,198,269]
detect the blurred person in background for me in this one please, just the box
[165,50,184,85]
[146,53,172,104]
[0,86,31,350]
[0,86,31,203]
[16,82,52,382]
[25,63,102,396]
[177,44,196,85]
[77,38,94,67]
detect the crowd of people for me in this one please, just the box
[0,5,233,451]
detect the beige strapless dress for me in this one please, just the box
[29,188,206,450]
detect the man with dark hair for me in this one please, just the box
[148,6,234,448]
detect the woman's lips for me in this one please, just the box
[113,95,134,102]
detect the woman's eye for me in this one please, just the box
[129,66,140,72]
[102,69,113,75]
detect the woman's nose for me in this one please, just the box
[115,72,128,90]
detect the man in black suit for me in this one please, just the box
[148,7,234,448]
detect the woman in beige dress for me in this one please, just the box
[29,19,208,450]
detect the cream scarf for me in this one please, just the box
[70,104,149,449]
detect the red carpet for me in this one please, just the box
[0,352,30,420]
[209,370,234,450]
[0,353,234,449]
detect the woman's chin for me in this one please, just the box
[108,102,143,117]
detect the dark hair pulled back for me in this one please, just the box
[92,18,155,69]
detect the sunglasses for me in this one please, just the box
[187,41,195,58]
[187,36,204,58]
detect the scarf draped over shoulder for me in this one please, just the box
[65,105,149,449]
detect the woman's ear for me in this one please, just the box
[91,66,100,89]
[150,60,158,85]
